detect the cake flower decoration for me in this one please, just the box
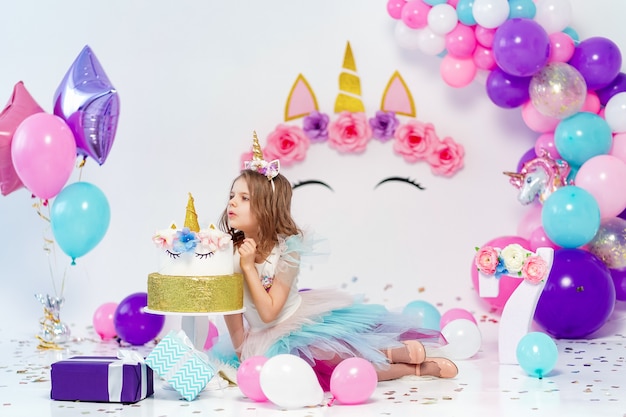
[474,243,548,284]
[152,193,232,254]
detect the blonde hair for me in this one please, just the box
[220,170,300,257]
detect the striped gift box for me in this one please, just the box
[145,330,215,401]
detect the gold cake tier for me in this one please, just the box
[147,273,243,313]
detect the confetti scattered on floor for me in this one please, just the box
[1,315,625,417]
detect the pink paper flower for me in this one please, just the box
[264,124,310,166]
[152,229,177,250]
[393,120,438,163]
[521,255,548,284]
[328,111,372,153]
[475,246,499,275]
[427,136,465,177]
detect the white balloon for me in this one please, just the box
[604,92,626,133]
[394,20,422,51]
[438,319,482,360]
[472,0,510,29]
[534,0,572,34]
[427,4,458,36]
[259,354,324,409]
[417,27,446,56]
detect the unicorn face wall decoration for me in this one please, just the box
[504,151,572,205]
[242,42,468,305]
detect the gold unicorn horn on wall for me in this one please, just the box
[334,42,365,113]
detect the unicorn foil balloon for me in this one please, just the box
[504,151,572,205]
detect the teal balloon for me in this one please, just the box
[554,112,612,167]
[516,332,558,378]
[542,186,600,248]
[402,300,441,331]
[51,182,110,264]
[456,0,477,26]
[508,0,536,19]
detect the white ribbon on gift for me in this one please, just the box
[108,350,148,402]
[162,330,212,383]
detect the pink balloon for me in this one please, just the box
[401,0,431,29]
[474,25,496,48]
[517,203,543,239]
[609,132,626,164]
[387,0,406,19]
[93,302,118,340]
[581,92,601,114]
[0,82,44,196]
[548,31,575,63]
[203,320,220,350]
[529,226,560,252]
[440,308,477,329]
[237,356,269,402]
[471,236,531,313]
[534,133,561,160]
[445,23,477,59]
[330,358,377,405]
[440,55,477,88]
[575,154,626,219]
[11,113,76,200]
[521,100,559,133]
[473,45,496,70]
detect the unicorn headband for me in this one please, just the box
[244,131,281,184]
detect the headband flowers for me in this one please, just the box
[244,131,280,185]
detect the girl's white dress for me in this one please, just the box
[233,234,443,389]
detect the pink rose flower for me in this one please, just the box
[328,111,372,153]
[427,136,465,177]
[152,229,176,249]
[393,120,439,163]
[264,124,310,167]
[521,255,548,284]
[475,246,499,275]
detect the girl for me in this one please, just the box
[219,151,457,390]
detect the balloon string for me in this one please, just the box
[77,156,86,181]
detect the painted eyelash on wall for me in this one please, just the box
[242,41,465,178]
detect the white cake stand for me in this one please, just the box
[144,308,245,349]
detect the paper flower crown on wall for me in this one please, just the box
[242,42,465,177]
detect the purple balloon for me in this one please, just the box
[595,72,626,106]
[568,37,622,91]
[53,45,120,165]
[486,67,531,108]
[114,292,164,345]
[535,249,615,339]
[492,18,550,77]
[609,268,626,301]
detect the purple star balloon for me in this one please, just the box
[53,45,120,165]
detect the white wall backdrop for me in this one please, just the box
[1,0,625,337]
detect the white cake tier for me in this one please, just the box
[157,240,234,275]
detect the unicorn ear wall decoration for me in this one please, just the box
[247,41,465,178]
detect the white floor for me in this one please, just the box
[2,309,626,417]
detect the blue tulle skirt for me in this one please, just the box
[240,288,444,391]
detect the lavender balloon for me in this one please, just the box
[53,45,120,165]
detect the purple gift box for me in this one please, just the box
[51,353,154,403]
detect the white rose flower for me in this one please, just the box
[500,244,527,273]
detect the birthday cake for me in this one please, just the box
[147,194,243,313]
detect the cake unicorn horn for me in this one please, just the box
[184,192,200,232]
